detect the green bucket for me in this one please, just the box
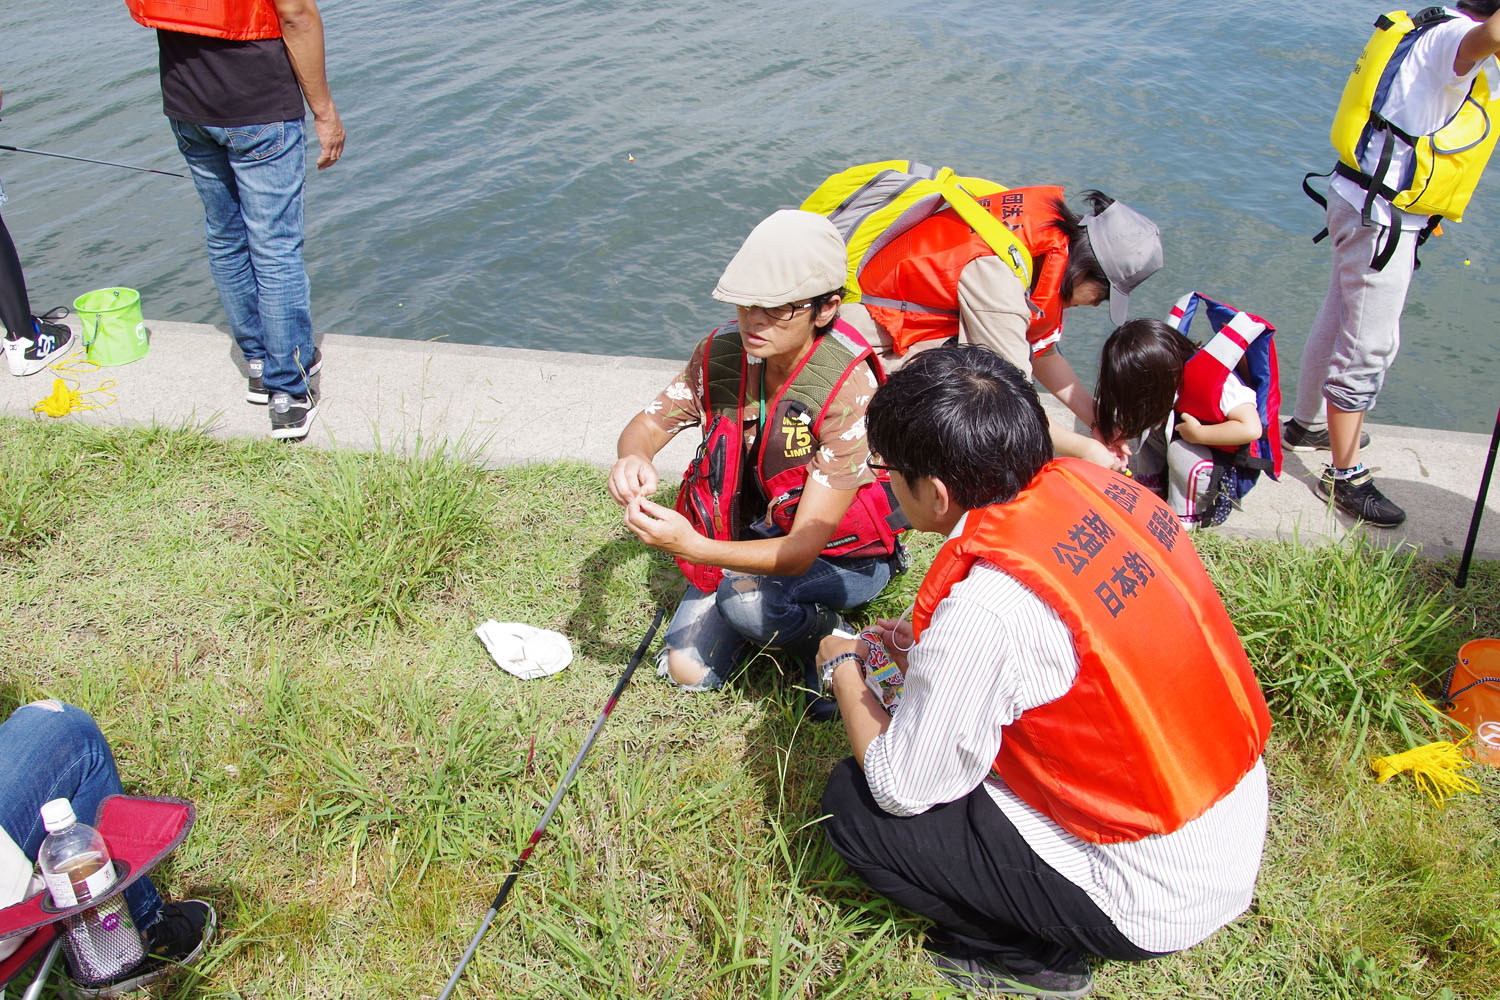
[75,287,149,367]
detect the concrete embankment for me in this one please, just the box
[3,318,1497,563]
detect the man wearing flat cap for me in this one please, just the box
[608,210,907,719]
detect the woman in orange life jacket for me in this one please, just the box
[844,187,1163,472]
[608,211,904,719]
[1094,319,1261,527]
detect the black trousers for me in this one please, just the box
[820,757,1161,974]
[0,209,34,339]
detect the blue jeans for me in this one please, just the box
[171,118,316,398]
[0,702,164,931]
[663,554,896,690]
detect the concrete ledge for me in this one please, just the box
[4,318,1497,563]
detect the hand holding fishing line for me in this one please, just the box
[622,496,697,557]
[607,453,659,504]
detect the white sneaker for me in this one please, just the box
[5,319,76,376]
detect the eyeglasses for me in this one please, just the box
[760,301,814,322]
[866,457,900,476]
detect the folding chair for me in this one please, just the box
[0,796,195,999]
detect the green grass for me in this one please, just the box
[2,416,1499,999]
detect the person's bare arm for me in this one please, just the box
[623,477,858,577]
[818,633,890,765]
[1456,9,1500,74]
[273,0,344,169]
[607,412,674,505]
[1176,403,1261,448]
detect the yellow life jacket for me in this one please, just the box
[1309,8,1499,267]
[800,160,1033,304]
[1331,7,1497,222]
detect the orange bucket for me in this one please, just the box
[1443,638,1500,767]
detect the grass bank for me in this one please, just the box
[2,416,1499,1000]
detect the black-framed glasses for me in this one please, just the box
[761,301,814,322]
[867,457,900,476]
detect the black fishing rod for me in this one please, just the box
[0,142,184,178]
[436,605,667,1000]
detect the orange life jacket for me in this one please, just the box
[125,0,283,41]
[911,458,1271,844]
[673,320,907,592]
[858,186,1071,355]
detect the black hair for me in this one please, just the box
[1093,318,1196,444]
[1047,190,1115,306]
[866,344,1052,509]
[1458,0,1500,18]
[812,286,847,336]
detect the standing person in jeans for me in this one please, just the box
[124,0,346,440]
[1292,1,1500,525]
[0,88,77,378]
[0,701,214,996]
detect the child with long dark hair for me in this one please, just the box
[1094,318,1262,526]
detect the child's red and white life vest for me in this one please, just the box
[1167,292,1283,479]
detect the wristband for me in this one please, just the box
[819,651,865,690]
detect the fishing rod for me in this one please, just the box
[436,605,667,1000]
[1455,403,1500,588]
[0,143,184,178]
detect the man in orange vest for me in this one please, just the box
[124,0,345,440]
[816,344,1270,997]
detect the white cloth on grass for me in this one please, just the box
[474,621,573,680]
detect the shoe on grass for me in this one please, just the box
[1318,467,1405,527]
[803,605,852,722]
[248,347,322,404]
[927,948,1094,998]
[1283,418,1370,452]
[5,318,76,376]
[269,390,318,440]
[78,899,217,998]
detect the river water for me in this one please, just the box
[2,0,1496,431]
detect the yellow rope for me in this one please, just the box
[1369,740,1482,807]
[31,352,117,417]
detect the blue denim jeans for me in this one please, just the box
[171,118,316,398]
[662,553,896,691]
[0,702,164,931]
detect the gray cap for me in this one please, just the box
[712,210,847,307]
[1081,201,1163,325]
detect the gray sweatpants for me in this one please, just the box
[1293,194,1418,426]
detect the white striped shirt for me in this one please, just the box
[863,553,1269,953]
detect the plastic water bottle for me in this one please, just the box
[38,798,145,984]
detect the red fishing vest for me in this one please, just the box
[125,0,283,41]
[673,320,906,591]
[858,186,1071,355]
[911,459,1271,844]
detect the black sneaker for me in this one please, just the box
[1318,467,1406,527]
[79,899,217,998]
[803,606,852,722]
[927,948,1094,998]
[248,347,322,404]
[1283,418,1370,452]
[5,318,77,376]
[269,390,319,440]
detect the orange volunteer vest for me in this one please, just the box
[912,458,1271,844]
[125,0,283,41]
[858,186,1071,355]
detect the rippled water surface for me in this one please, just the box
[2,1,1497,430]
